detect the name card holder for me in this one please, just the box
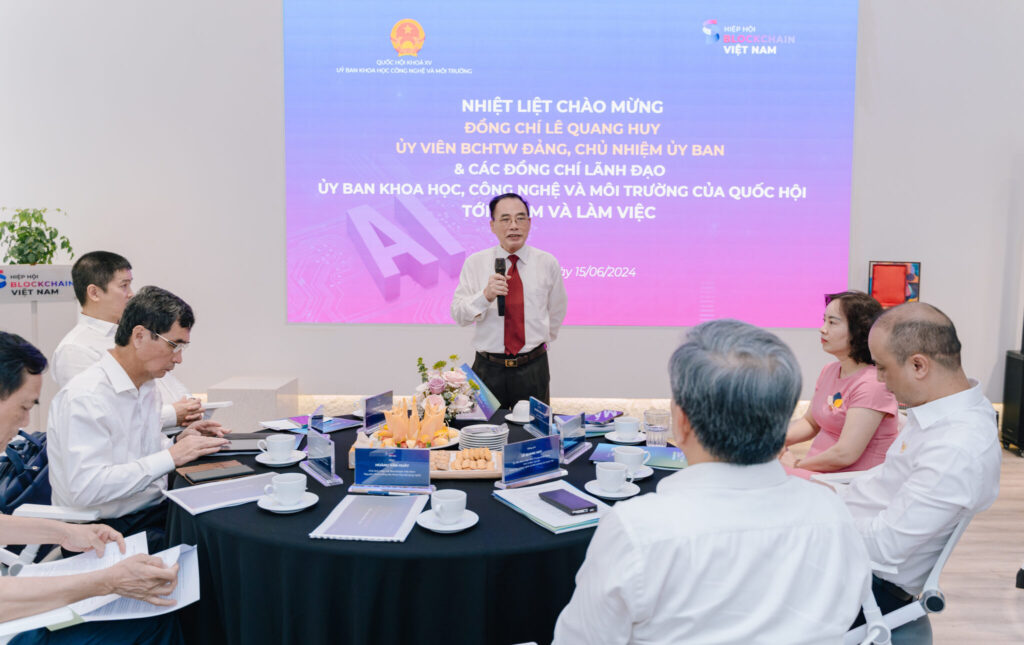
[349,448,434,495]
[301,428,344,487]
[556,413,592,464]
[494,435,567,489]
[523,397,552,439]
[460,362,500,421]
[363,391,394,434]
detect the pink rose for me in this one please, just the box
[427,377,445,395]
[425,394,445,409]
[442,370,468,386]
[451,394,471,411]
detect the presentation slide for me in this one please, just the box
[285,1,858,326]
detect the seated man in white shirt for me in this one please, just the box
[0,331,184,645]
[52,251,202,430]
[840,302,1001,633]
[48,286,228,552]
[554,319,870,645]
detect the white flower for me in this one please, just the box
[451,394,472,411]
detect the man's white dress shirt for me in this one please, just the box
[839,379,1000,594]
[48,352,176,519]
[451,245,567,354]
[52,312,189,427]
[554,461,870,645]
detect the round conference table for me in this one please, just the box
[166,412,674,645]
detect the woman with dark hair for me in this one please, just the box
[781,291,899,476]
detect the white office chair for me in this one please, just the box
[845,514,974,645]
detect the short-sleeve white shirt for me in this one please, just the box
[839,379,1001,594]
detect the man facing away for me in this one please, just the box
[52,251,202,429]
[554,319,870,644]
[451,193,567,408]
[840,302,1001,633]
[48,286,228,550]
[0,331,184,645]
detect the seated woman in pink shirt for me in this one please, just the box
[782,291,899,478]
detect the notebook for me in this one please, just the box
[309,494,427,542]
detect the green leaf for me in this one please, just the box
[0,206,71,264]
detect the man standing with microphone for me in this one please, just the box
[451,192,567,408]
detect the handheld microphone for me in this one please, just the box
[494,257,506,316]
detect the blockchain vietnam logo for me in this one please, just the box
[702,20,720,44]
[0,271,6,288]
[702,19,796,55]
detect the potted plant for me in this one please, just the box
[0,207,74,264]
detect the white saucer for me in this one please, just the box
[604,431,646,445]
[257,491,318,514]
[629,465,654,480]
[255,450,307,467]
[416,509,479,533]
[504,414,532,424]
[584,480,641,500]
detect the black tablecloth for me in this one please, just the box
[166,413,674,645]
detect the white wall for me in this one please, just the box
[1,1,1022,431]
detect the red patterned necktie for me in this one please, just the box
[504,254,525,355]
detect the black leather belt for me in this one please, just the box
[477,344,547,368]
[874,576,915,603]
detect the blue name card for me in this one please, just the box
[496,435,565,489]
[351,448,432,494]
[363,391,394,433]
[460,362,500,421]
[524,397,552,438]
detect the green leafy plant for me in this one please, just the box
[0,207,74,264]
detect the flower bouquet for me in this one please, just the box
[415,355,478,425]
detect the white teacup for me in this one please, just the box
[596,462,631,493]
[613,416,641,440]
[264,472,306,506]
[613,446,651,475]
[258,434,294,462]
[512,400,531,420]
[431,489,467,525]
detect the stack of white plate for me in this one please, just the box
[459,424,509,451]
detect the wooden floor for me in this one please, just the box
[929,448,1024,643]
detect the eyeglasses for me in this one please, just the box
[152,331,189,354]
[495,215,529,225]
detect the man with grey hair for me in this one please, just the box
[840,302,1000,632]
[48,286,228,551]
[554,319,870,644]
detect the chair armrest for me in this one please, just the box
[12,505,100,523]
[0,547,25,568]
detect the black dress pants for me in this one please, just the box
[472,352,550,409]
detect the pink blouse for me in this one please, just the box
[790,362,899,477]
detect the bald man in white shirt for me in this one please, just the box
[840,303,1001,635]
[451,193,567,408]
[554,320,870,644]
